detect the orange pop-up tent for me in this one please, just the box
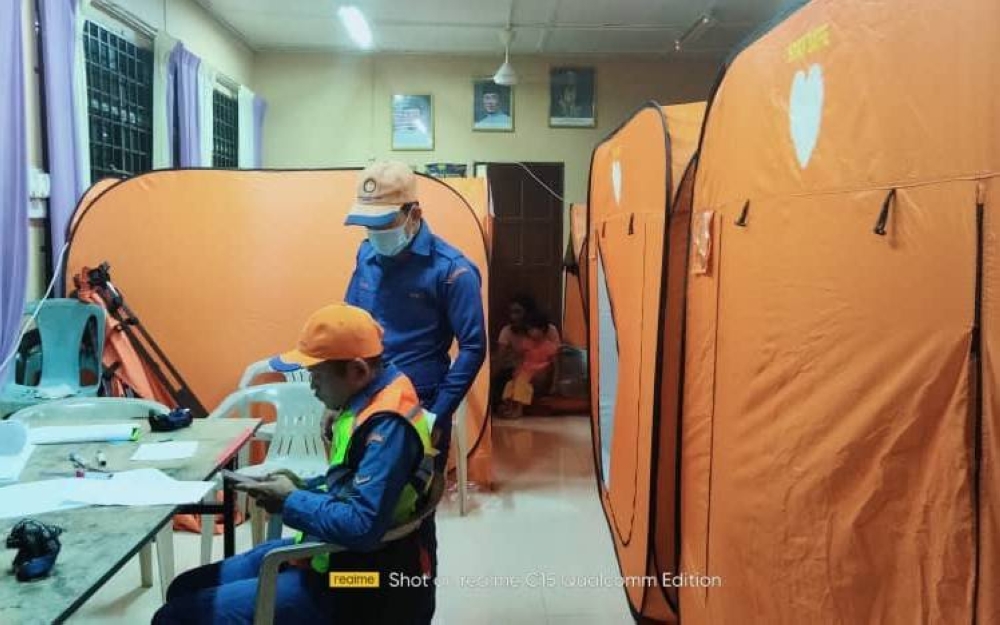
[587,101,705,622]
[65,169,493,484]
[678,0,999,623]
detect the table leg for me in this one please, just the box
[223,460,236,557]
[155,523,175,601]
[139,543,153,588]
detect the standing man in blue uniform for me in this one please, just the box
[342,161,487,621]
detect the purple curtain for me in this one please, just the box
[0,0,29,380]
[38,0,84,292]
[168,44,201,167]
[253,95,267,167]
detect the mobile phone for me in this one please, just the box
[219,469,261,485]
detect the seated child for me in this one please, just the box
[501,312,560,418]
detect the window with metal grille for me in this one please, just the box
[83,20,153,182]
[213,90,239,168]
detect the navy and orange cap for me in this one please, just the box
[345,161,418,228]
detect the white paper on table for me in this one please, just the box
[64,468,214,506]
[0,443,35,484]
[130,441,198,461]
[28,424,139,445]
[0,479,89,519]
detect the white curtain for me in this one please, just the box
[237,85,255,169]
[73,0,91,188]
[152,32,177,169]
[196,63,217,167]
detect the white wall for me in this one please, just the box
[20,0,256,300]
[255,53,719,206]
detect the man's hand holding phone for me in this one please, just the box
[225,469,302,514]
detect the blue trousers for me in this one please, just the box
[151,539,333,624]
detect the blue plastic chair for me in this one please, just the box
[0,299,105,417]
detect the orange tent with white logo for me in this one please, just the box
[65,169,492,485]
[587,101,705,622]
[678,0,999,622]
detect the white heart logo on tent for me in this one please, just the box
[789,63,824,168]
[611,160,622,205]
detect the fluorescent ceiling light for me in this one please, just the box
[338,6,374,50]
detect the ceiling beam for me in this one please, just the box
[192,0,258,52]
[537,0,562,53]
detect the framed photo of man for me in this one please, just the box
[392,94,434,150]
[549,67,596,128]
[472,79,514,132]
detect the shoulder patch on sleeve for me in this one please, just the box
[446,266,471,284]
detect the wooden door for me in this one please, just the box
[486,162,565,343]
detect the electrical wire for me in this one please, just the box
[510,161,566,203]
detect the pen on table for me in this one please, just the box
[39,470,113,480]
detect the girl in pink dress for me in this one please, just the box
[501,312,560,418]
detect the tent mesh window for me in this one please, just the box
[83,20,153,183]
[212,90,239,168]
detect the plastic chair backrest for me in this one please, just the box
[238,359,310,389]
[215,383,327,477]
[3,300,105,394]
[34,300,105,389]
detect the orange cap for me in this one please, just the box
[270,303,384,371]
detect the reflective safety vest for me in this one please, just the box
[298,373,436,573]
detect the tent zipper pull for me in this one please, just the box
[735,200,750,227]
[874,189,896,236]
[628,214,635,235]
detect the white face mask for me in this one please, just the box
[367,213,414,257]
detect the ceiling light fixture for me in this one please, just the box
[674,12,716,52]
[338,5,374,50]
[493,28,518,86]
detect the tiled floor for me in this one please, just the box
[67,416,633,624]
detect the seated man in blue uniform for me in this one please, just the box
[152,303,438,625]
[341,161,488,621]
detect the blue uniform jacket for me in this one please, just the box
[282,365,424,551]
[344,221,487,454]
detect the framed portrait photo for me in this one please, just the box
[549,67,596,128]
[392,94,434,150]
[472,79,514,132]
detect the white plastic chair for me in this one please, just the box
[237,358,311,446]
[208,383,329,546]
[10,397,177,601]
[194,360,314,563]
